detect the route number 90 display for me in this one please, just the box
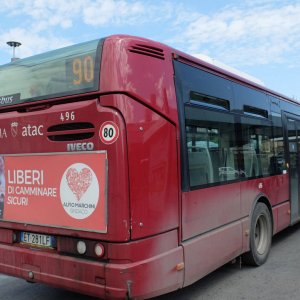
[66,54,96,88]
[72,56,94,85]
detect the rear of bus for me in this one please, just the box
[0,36,183,298]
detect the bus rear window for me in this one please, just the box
[0,39,103,107]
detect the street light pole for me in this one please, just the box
[6,41,22,62]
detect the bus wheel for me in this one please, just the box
[243,202,272,266]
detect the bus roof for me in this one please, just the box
[0,34,297,108]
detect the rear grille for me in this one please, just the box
[48,132,94,141]
[48,122,94,132]
[47,122,95,141]
[128,44,165,60]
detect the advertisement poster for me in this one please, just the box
[0,152,107,233]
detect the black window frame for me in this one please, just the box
[173,58,282,192]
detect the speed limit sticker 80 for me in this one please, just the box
[100,121,120,145]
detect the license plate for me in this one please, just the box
[20,232,56,249]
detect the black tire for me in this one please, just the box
[242,202,272,266]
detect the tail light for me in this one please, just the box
[58,236,106,259]
[94,243,105,257]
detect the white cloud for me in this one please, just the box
[1,0,83,31]
[0,0,173,30]
[82,0,177,27]
[83,0,145,26]
[171,2,300,67]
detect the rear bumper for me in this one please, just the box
[0,244,107,298]
[0,243,183,299]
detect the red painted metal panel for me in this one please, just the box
[0,228,13,244]
[240,174,289,217]
[273,201,291,233]
[100,94,179,239]
[182,182,240,240]
[106,246,184,299]
[99,35,181,239]
[108,230,179,262]
[183,220,242,287]
[100,35,179,125]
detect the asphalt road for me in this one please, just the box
[1,223,300,300]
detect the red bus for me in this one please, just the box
[0,34,296,298]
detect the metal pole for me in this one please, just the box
[6,41,22,62]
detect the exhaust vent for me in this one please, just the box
[47,122,95,141]
[128,44,165,60]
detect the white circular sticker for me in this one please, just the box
[100,121,119,145]
[60,163,99,220]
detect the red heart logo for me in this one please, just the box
[66,167,92,201]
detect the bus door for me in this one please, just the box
[285,114,300,223]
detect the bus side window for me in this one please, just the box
[185,106,238,188]
[187,148,214,186]
[239,117,273,178]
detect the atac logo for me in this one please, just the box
[11,122,18,138]
[10,122,44,137]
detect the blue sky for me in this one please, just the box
[1,0,300,100]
